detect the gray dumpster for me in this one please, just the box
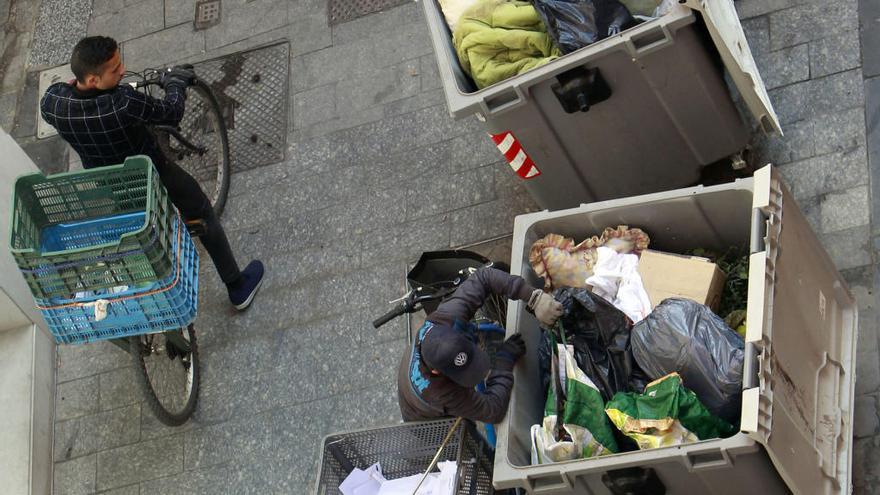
[495,165,856,494]
[423,0,782,210]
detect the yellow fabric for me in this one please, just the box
[453,0,560,90]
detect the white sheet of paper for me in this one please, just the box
[375,461,458,495]
[352,479,382,495]
[376,474,424,495]
[340,463,385,495]
[433,461,458,494]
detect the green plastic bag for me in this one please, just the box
[530,341,618,463]
[605,373,736,450]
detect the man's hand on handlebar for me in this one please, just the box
[160,64,196,89]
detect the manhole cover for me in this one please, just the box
[194,0,222,30]
[328,0,410,25]
[192,42,289,173]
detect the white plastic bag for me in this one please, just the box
[585,246,652,323]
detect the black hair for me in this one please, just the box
[70,36,118,82]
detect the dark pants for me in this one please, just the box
[154,153,240,284]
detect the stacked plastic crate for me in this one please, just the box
[8,156,199,344]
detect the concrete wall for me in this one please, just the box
[0,127,55,494]
[0,128,50,335]
[0,317,54,495]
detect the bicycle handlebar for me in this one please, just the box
[373,304,408,328]
[125,69,204,89]
[372,260,506,331]
[372,286,458,329]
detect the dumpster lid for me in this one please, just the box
[742,166,857,494]
[682,0,782,134]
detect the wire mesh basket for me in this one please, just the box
[10,156,176,299]
[315,419,495,494]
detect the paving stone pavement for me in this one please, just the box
[0,0,877,492]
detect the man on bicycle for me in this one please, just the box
[398,267,563,424]
[40,36,263,310]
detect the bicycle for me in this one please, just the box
[11,158,209,427]
[124,67,231,218]
[373,250,511,446]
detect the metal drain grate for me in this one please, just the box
[191,42,289,173]
[328,0,410,25]
[194,0,222,30]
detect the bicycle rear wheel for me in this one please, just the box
[131,325,200,426]
[159,79,231,217]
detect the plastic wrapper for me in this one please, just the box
[555,287,650,402]
[631,298,744,424]
[530,0,636,53]
[605,373,737,450]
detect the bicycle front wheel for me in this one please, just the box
[163,79,231,217]
[131,325,200,426]
[475,260,510,326]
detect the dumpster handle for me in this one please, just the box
[814,353,845,479]
[601,467,666,494]
[682,448,733,471]
[525,470,573,493]
[625,24,674,57]
[750,207,768,254]
[483,87,526,116]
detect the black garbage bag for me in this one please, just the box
[631,298,744,425]
[531,0,636,54]
[553,287,649,402]
[538,327,554,403]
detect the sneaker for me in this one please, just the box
[227,260,264,311]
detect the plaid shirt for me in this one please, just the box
[40,82,187,168]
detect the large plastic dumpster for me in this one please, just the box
[495,165,856,494]
[423,0,782,210]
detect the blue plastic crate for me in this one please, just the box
[40,211,147,252]
[37,216,200,345]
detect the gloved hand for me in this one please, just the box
[527,289,563,327]
[160,64,195,89]
[495,333,526,371]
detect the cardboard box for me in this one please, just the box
[637,250,726,310]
